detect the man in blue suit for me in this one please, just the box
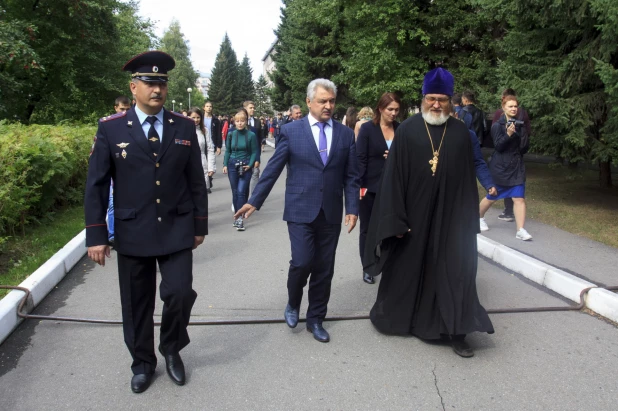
[235,78,360,343]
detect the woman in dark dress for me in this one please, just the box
[356,92,401,284]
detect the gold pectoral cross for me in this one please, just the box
[429,151,439,176]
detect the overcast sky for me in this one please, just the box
[136,0,283,79]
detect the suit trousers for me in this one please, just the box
[117,248,197,375]
[358,192,376,267]
[287,209,341,325]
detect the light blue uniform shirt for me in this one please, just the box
[134,105,164,142]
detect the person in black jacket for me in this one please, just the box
[479,95,532,241]
[356,92,401,284]
[461,90,486,146]
[85,51,208,393]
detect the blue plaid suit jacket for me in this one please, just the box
[249,116,360,224]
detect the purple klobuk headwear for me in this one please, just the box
[422,67,454,96]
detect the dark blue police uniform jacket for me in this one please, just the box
[85,107,208,257]
[249,116,360,223]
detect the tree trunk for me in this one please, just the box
[599,160,612,188]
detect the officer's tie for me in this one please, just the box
[145,116,161,157]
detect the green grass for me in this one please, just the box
[479,162,618,248]
[0,206,85,298]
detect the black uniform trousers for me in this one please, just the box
[358,192,376,267]
[117,247,197,375]
[287,209,341,326]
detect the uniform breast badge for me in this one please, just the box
[127,121,133,127]
[149,137,159,142]
[117,142,130,159]
[169,118,174,124]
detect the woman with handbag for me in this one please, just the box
[188,107,216,194]
[223,108,258,231]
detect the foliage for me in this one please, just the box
[208,34,240,115]
[270,0,346,111]
[237,54,255,104]
[0,123,95,235]
[160,20,200,111]
[0,0,157,123]
[254,75,272,116]
[474,0,618,186]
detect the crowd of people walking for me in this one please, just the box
[87,49,535,394]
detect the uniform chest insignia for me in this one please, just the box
[117,142,130,148]
[169,118,174,124]
[122,149,127,159]
[149,137,159,142]
[127,121,133,127]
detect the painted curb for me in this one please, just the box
[265,138,275,148]
[478,234,617,323]
[0,230,86,345]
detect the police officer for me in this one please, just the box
[84,51,208,393]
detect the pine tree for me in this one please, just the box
[160,20,199,111]
[237,54,255,104]
[208,34,239,115]
[254,75,271,116]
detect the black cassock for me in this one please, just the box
[364,114,494,339]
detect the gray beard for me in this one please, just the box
[421,108,449,126]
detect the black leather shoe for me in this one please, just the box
[363,272,375,284]
[452,340,474,358]
[159,346,186,385]
[306,323,330,343]
[131,373,153,393]
[284,304,299,328]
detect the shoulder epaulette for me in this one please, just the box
[170,111,195,121]
[99,111,127,123]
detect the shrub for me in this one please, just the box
[0,122,95,236]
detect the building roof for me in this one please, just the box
[262,39,278,62]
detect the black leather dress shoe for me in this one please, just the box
[131,373,153,393]
[451,339,474,358]
[306,323,330,343]
[284,304,299,328]
[363,272,375,284]
[159,346,186,385]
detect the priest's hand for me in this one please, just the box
[396,229,411,238]
[488,187,498,196]
[193,236,205,249]
[88,245,111,266]
[235,203,257,220]
[345,214,358,233]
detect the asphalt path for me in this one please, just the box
[1,148,617,410]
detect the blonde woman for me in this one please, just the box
[354,106,374,139]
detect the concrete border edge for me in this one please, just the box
[0,229,86,345]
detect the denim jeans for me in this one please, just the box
[227,163,252,213]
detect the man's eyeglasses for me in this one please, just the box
[424,96,451,104]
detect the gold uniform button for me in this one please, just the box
[156,181,160,185]
[156,163,160,168]
[156,199,160,204]
[158,217,162,222]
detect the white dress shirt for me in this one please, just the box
[307,113,333,156]
[134,105,164,142]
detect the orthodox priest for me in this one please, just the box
[363,68,494,358]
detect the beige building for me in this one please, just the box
[262,40,277,87]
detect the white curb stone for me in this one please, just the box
[543,268,596,303]
[586,288,618,323]
[0,230,86,345]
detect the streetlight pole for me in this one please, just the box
[179,102,183,113]
[187,87,192,108]
[172,99,175,111]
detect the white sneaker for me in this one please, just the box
[516,228,532,241]
[479,218,489,232]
